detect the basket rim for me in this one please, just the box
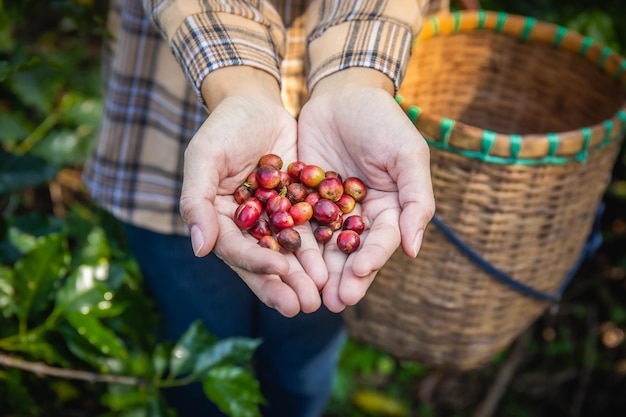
[397,10,626,164]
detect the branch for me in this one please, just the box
[0,351,143,386]
[472,329,531,417]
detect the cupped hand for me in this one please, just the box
[179,67,326,317]
[298,68,435,313]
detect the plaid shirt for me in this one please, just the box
[84,0,441,235]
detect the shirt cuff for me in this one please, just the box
[171,13,282,105]
[306,19,414,95]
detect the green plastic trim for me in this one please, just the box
[440,118,455,146]
[615,60,626,81]
[509,135,522,160]
[553,26,568,48]
[580,36,594,56]
[495,12,507,33]
[520,17,536,42]
[481,130,497,155]
[430,15,439,36]
[600,46,613,68]
[477,10,487,29]
[547,133,560,156]
[578,127,592,163]
[407,105,421,124]
[452,11,461,33]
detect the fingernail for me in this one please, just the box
[190,225,204,256]
[413,229,424,257]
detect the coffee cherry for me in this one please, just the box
[313,226,334,243]
[336,193,356,214]
[313,199,341,224]
[317,177,344,202]
[300,164,325,188]
[249,218,272,240]
[258,153,283,170]
[254,187,278,206]
[305,191,321,207]
[234,198,262,230]
[337,230,360,254]
[276,170,292,191]
[289,201,313,225]
[234,184,254,204]
[265,194,292,216]
[286,182,308,204]
[258,235,281,251]
[245,171,259,190]
[255,165,281,189]
[343,177,367,202]
[287,160,306,182]
[343,215,365,234]
[276,228,301,252]
[269,211,295,231]
[325,170,343,182]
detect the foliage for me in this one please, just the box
[2,0,626,416]
[0,1,263,416]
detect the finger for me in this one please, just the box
[392,135,435,258]
[230,265,301,317]
[214,218,290,276]
[349,207,401,278]
[320,236,350,313]
[279,254,322,313]
[293,223,329,291]
[179,141,223,258]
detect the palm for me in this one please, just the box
[181,95,325,316]
[298,86,434,312]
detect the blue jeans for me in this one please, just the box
[122,223,346,417]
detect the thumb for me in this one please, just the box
[179,148,221,258]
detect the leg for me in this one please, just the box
[122,223,255,417]
[254,301,346,417]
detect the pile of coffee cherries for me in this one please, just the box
[233,154,367,254]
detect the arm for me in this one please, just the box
[141,1,326,316]
[298,0,435,312]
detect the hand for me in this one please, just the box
[298,68,435,312]
[179,67,326,317]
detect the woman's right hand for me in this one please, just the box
[178,67,327,317]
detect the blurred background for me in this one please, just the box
[1,1,625,416]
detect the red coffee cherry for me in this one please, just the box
[337,230,360,254]
[343,177,367,202]
[276,228,301,252]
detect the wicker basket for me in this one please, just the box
[342,10,626,370]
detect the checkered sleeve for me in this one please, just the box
[143,0,286,104]
[306,0,430,94]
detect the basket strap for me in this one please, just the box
[430,205,605,302]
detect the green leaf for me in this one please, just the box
[13,233,68,322]
[72,226,112,266]
[31,128,94,166]
[0,149,58,194]
[202,365,264,417]
[0,265,16,319]
[193,337,261,379]
[65,312,128,360]
[102,383,149,412]
[169,320,217,378]
[54,259,120,318]
[6,65,61,113]
[152,342,172,380]
[0,112,31,145]
[60,323,123,373]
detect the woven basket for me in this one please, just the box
[342,10,626,371]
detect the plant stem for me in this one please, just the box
[0,351,143,386]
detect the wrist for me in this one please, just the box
[201,66,282,111]
[309,67,395,99]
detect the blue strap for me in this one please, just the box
[430,207,603,302]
